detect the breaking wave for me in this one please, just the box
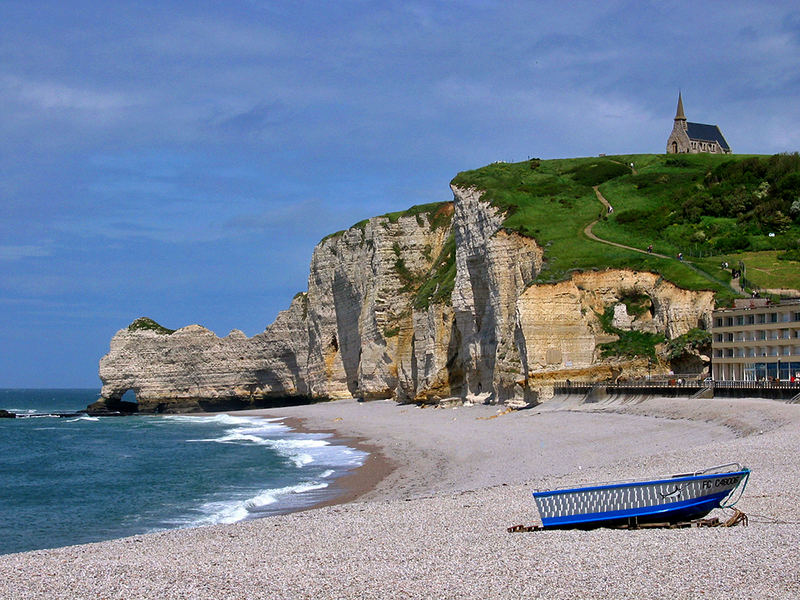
[189,481,332,526]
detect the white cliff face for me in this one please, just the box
[302,208,453,400]
[97,206,455,411]
[95,188,717,413]
[450,186,543,403]
[97,296,311,412]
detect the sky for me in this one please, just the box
[2,1,800,388]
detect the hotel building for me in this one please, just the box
[711,298,800,381]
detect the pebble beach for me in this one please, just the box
[1,395,798,599]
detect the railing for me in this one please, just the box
[552,378,800,397]
[710,380,800,390]
[554,378,702,391]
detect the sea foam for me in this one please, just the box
[185,418,350,469]
[194,481,330,525]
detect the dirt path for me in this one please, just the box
[583,187,671,259]
[609,158,638,175]
[585,186,740,294]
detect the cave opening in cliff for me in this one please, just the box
[107,389,139,414]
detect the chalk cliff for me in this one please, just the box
[92,186,715,414]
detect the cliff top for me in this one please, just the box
[127,317,175,335]
[452,153,800,304]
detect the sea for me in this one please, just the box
[0,389,366,556]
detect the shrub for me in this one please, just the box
[790,199,800,221]
[713,232,750,253]
[128,317,175,335]
[777,248,800,262]
[568,160,630,187]
[665,328,711,360]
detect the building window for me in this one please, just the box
[736,316,744,325]
[758,314,766,324]
[715,318,723,327]
[770,313,778,323]
[726,317,734,326]
[747,315,755,325]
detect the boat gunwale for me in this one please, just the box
[532,468,750,499]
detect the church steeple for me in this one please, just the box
[674,92,686,122]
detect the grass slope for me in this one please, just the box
[452,153,800,304]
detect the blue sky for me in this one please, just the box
[2,1,800,387]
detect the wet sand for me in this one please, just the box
[1,395,798,599]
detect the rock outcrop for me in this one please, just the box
[516,271,714,374]
[93,187,716,413]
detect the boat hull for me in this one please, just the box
[533,469,749,529]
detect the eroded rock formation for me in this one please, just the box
[93,186,716,413]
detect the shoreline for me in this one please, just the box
[268,413,395,513]
[3,395,799,599]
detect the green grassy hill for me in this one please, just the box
[452,153,800,305]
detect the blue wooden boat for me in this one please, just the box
[533,463,750,529]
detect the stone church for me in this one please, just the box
[666,93,731,154]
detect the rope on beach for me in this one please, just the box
[477,408,514,420]
[742,512,800,525]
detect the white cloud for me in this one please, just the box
[0,245,51,261]
[1,75,140,112]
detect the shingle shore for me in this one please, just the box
[1,396,798,599]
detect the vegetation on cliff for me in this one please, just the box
[452,153,800,302]
[127,317,175,335]
[665,328,712,361]
[595,306,664,360]
[413,232,456,310]
[321,201,452,243]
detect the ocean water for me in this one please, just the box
[0,389,366,556]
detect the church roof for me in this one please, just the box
[686,122,730,151]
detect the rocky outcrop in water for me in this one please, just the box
[93,187,716,413]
